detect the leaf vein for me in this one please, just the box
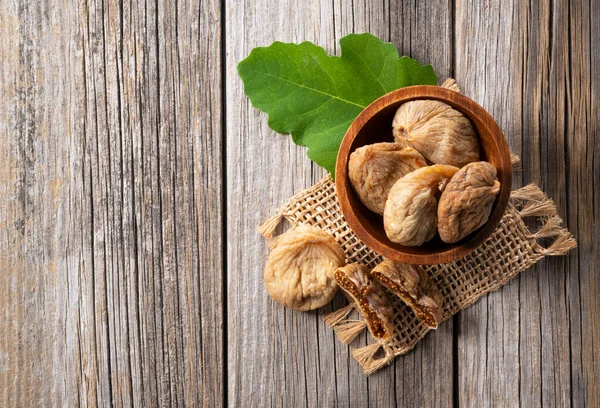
[346,41,387,94]
[246,69,366,109]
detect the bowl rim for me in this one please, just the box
[335,85,512,265]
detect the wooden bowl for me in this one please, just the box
[336,86,512,265]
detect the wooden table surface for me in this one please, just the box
[1,0,598,406]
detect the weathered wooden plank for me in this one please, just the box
[227,0,454,406]
[0,1,85,405]
[331,2,393,405]
[517,1,572,404]
[456,0,600,406]
[387,1,455,407]
[534,2,572,403]
[0,0,223,406]
[517,3,549,406]
[454,0,523,406]
[226,1,333,406]
[562,0,599,406]
[81,0,225,405]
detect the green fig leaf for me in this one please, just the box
[238,33,437,178]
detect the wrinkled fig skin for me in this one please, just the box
[348,143,427,215]
[334,264,395,341]
[371,260,443,328]
[264,225,345,311]
[384,165,459,246]
[438,161,501,243]
[392,100,480,168]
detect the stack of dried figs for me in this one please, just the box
[350,99,501,245]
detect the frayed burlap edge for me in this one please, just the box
[257,80,577,376]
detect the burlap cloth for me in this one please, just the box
[257,81,577,375]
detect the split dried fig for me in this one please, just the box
[437,161,500,243]
[384,164,459,246]
[334,263,395,341]
[264,225,345,311]
[371,260,443,328]
[392,100,480,168]
[349,143,427,215]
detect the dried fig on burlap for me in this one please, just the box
[371,260,443,329]
[384,164,459,246]
[264,225,345,311]
[348,143,427,215]
[437,161,501,243]
[392,100,480,168]
[334,263,395,341]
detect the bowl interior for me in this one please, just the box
[336,86,511,264]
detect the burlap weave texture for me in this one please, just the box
[258,177,576,375]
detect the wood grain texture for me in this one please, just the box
[225,2,339,406]
[0,0,223,406]
[386,4,455,406]
[456,0,599,406]
[0,0,598,406]
[454,1,523,405]
[226,1,457,406]
[0,2,75,405]
[541,0,600,406]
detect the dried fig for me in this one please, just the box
[437,161,500,243]
[392,100,480,168]
[371,260,443,328]
[334,264,395,341]
[264,225,345,311]
[349,143,427,215]
[384,164,459,246]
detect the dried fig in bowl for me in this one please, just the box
[264,225,345,311]
[348,143,427,215]
[392,100,480,168]
[383,164,459,246]
[437,161,501,243]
